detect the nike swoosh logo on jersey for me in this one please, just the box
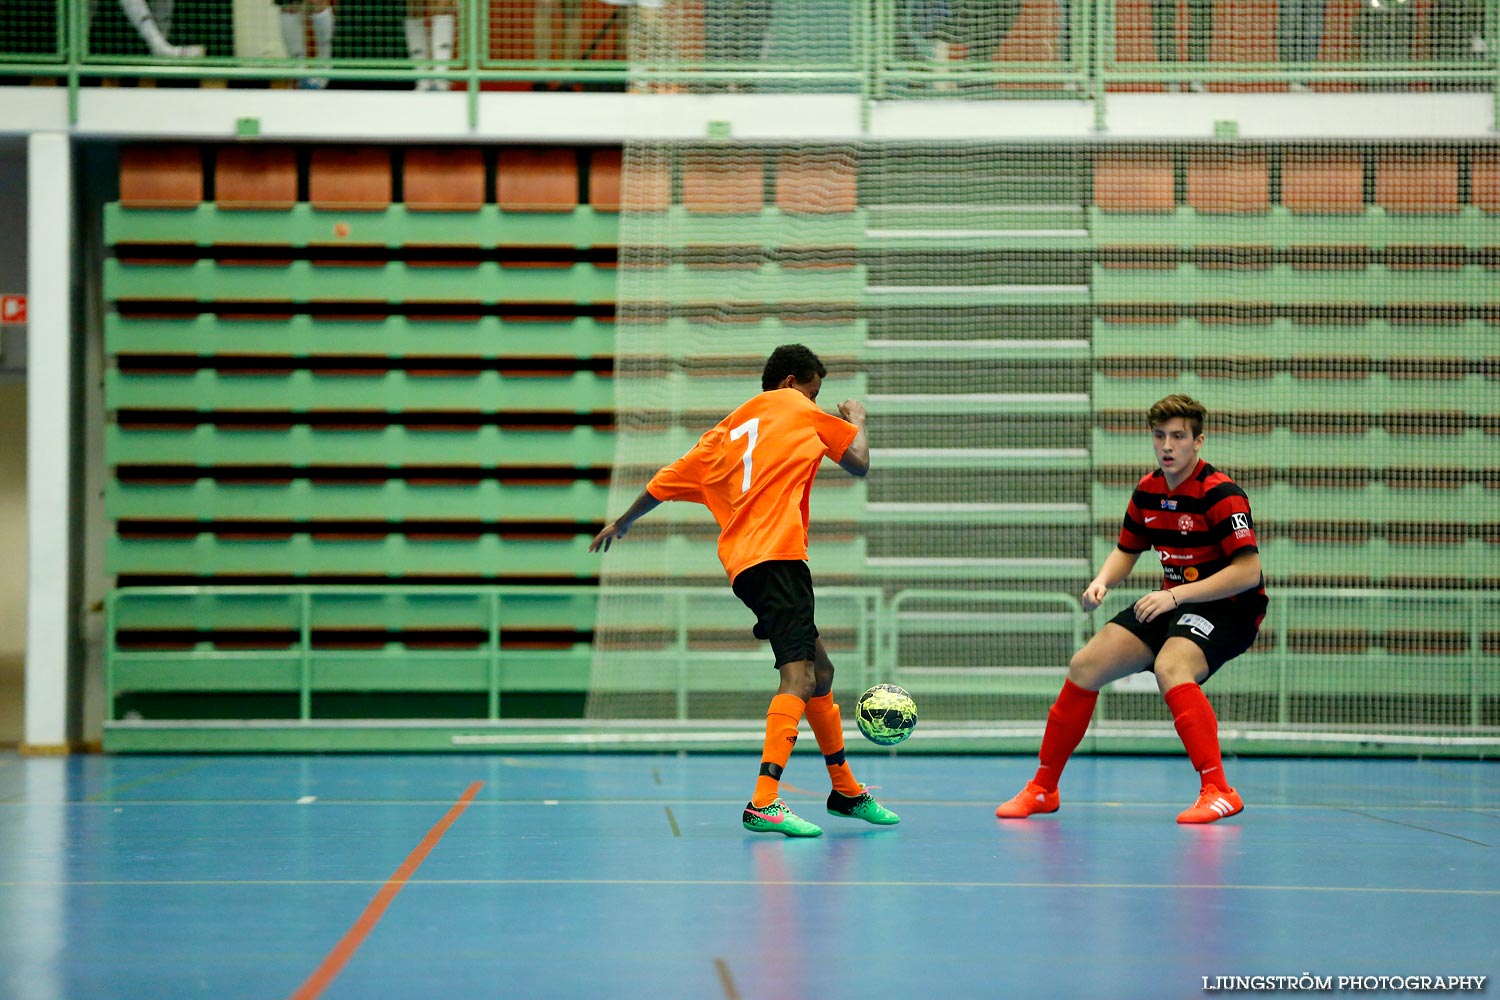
[1145,516,1159,524]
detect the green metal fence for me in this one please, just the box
[105,584,1500,754]
[3,1,1498,123]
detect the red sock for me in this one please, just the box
[804,692,862,797]
[1165,682,1228,791]
[1033,679,1099,792]
[752,693,805,808]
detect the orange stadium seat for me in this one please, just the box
[214,145,298,210]
[404,148,486,212]
[309,147,392,211]
[1108,0,1166,92]
[497,148,579,212]
[775,152,857,215]
[992,0,1062,64]
[1281,150,1365,213]
[1375,149,1460,214]
[1205,0,1285,92]
[1186,150,1270,213]
[587,148,671,213]
[1093,151,1175,212]
[119,144,203,208]
[1471,151,1500,212]
[682,152,765,214]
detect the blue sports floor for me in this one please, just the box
[1,751,1496,1000]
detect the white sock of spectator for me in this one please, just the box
[150,0,176,36]
[311,7,334,61]
[429,13,454,90]
[279,10,306,59]
[119,0,198,57]
[404,16,430,89]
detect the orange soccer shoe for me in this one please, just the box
[995,780,1060,819]
[1177,786,1244,824]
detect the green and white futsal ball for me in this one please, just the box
[855,684,918,746]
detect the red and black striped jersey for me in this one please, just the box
[1117,460,1264,598]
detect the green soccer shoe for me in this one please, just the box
[742,799,824,837]
[826,788,901,825]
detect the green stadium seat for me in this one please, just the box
[107,369,616,413]
[108,534,602,578]
[108,424,616,468]
[106,315,616,360]
[104,259,617,304]
[108,479,611,523]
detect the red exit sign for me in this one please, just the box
[0,295,25,326]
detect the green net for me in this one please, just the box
[587,137,1500,752]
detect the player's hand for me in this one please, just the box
[1133,589,1179,623]
[589,520,628,553]
[1081,579,1108,612]
[837,399,866,423]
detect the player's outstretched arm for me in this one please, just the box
[1082,548,1141,611]
[589,488,662,552]
[836,399,869,478]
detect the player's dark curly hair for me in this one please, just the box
[1148,394,1207,438]
[761,344,827,392]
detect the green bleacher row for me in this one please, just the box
[1093,264,1500,306]
[1091,207,1500,250]
[1093,319,1495,361]
[105,204,862,251]
[107,260,1500,309]
[107,532,1495,583]
[106,368,1497,417]
[108,425,1500,484]
[105,478,1499,528]
[111,204,1500,255]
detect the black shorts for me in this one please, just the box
[1108,592,1268,679]
[731,560,819,668]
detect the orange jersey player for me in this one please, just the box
[591,344,899,837]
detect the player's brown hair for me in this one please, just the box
[1147,394,1206,438]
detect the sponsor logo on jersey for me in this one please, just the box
[1180,613,1214,638]
[1160,498,1178,510]
[1230,512,1250,531]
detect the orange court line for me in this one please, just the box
[289,780,484,1000]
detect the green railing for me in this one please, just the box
[4,1,1498,127]
[106,584,1500,755]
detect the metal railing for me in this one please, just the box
[4,0,1497,126]
[107,584,1500,735]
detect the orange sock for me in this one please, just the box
[752,693,806,808]
[1034,678,1099,793]
[805,692,862,796]
[1165,681,1228,791]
